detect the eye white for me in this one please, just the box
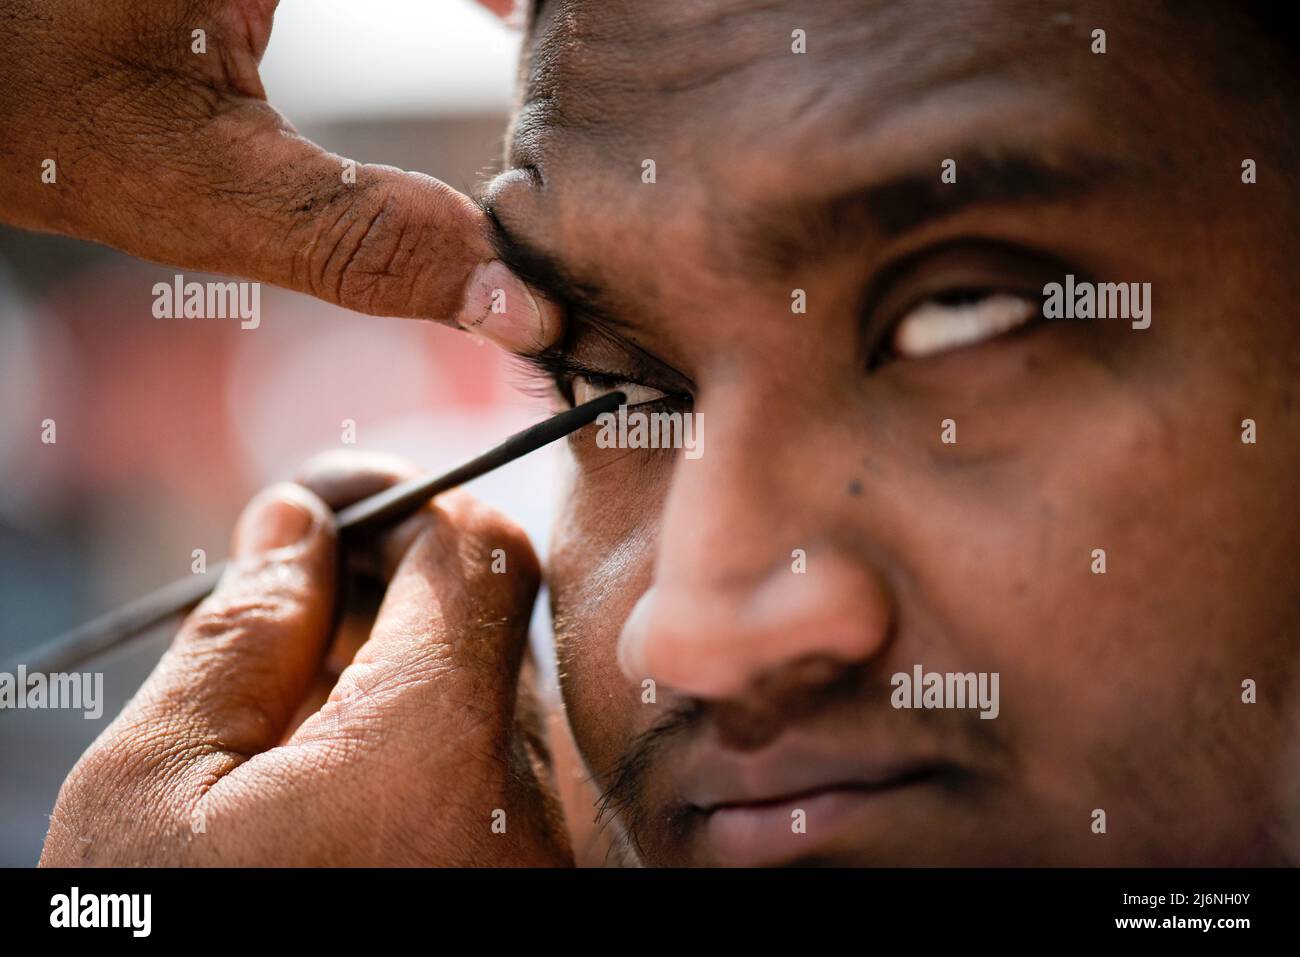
[572,378,667,407]
[891,293,1035,359]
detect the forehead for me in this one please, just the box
[511,0,1192,165]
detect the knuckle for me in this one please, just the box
[60,739,131,803]
[292,171,484,318]
[183,592,296,651]
[123,660,280,772]
[305,185,425,314]
[192,685,281,757]
[46,735,195,864]
[49,728,171,831]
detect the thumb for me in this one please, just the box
[136,98,560,350]
[213,105,559,346]
[2,0,560,351]
[125,482,339,768]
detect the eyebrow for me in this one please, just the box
[478,143,1128,348]
[478,197,648,345]
[741,147,1125,274]
[476,195,699,387]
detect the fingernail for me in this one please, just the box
[233,484,317,558]
[457,260,562,352]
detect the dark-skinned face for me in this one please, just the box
[483,0,1300,865]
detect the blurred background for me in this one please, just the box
[0,1,565,865]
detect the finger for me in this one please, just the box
[279,579,382,744]
[3,3,561,351]
[298,495,541,760]
[122,482,338,776]
[281,449,423,733]
[294,448,425,583]
[294,448,419,512]
[134,99,561,350]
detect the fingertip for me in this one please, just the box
[457,260,564,353]
[231,482,333,559]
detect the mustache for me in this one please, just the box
[594,697,701,860]
[592,669,1010,861]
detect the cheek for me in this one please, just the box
[548,474,664,777]
[883,332,1299,811]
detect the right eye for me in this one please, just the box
[890,291,1036,359]
[572,376,668,408]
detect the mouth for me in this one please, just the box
[678,739,956,866]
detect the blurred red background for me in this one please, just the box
[0,0,565,864]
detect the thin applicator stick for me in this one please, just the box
[8,392,624,677]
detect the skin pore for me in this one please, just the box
[482,0,1300,865]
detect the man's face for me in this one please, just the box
[485,0,1300,865]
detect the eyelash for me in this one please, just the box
[516,287,1040,409]
[514,351,686,412]
[510,241,1062,411]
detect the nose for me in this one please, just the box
[615,395,895,701]
[618,556,893,700]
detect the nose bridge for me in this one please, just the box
[654,393,787,587]
[618,394,896,700]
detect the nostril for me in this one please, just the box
[769,653,845,690]
[616,558,896,700]
[616,586,747,698]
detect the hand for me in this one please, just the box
[40,452,573,866]
[0,0,557,351]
